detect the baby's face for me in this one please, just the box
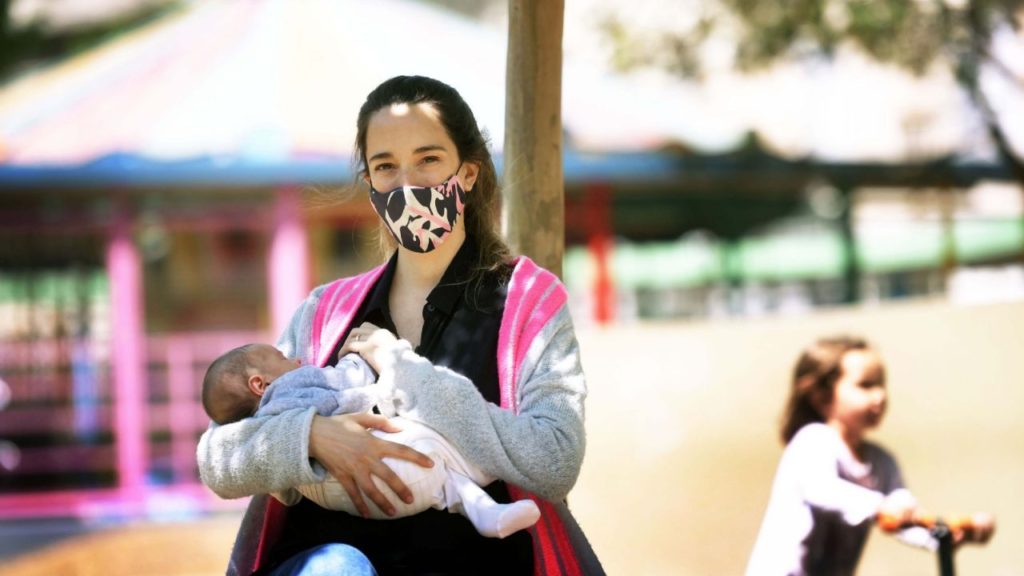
[248,344,301,390]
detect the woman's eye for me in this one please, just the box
[373,163,394,172]
[421,156,440,165]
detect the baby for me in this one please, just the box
[201,338,539,539]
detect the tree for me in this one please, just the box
[600,0,1024,183]
[0,0,180,81]
[503,0,565,276]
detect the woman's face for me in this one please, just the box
[824,349,888,438]
[364,102,478,192]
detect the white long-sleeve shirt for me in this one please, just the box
[746,423,934,576]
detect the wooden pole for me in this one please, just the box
[503,0,565,277]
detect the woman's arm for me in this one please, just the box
[196,290,325,498]
[197,408,324,498]
[373,305,586,502]
[197,284,434,513]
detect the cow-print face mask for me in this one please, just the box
[368,169,467,253]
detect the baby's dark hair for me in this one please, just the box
[202,344,259,425]
[780,335,871,444]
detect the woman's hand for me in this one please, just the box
[339,322,399,373]
[308,412,434,518]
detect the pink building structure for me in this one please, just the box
[0,0,732,521]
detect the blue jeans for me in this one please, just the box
[267,543,377,576]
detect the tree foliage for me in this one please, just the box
[0,0,181,81]
[601,0,1024,177]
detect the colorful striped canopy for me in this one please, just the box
[0,0,743,182]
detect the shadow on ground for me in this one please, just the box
[0,513,240,576]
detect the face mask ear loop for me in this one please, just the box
[452,162,464,186]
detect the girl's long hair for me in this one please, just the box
[781,335,870,444]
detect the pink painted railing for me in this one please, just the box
[0,329,268,520]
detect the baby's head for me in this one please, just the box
[781,335,888,444]
[201,343,300,425]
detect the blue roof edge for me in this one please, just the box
[0,150,1013,189]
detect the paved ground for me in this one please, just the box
[0,514,239,576]
[0,518,94,562]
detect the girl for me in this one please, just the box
[197,76,602,575]
[745,336,993,576]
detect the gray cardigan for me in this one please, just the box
[197,281,587,504]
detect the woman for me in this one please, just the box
[198,76,601,575]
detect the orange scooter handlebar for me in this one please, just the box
[877,512,995,543]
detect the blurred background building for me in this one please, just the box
[0,0,1022,573]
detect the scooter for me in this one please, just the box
[877,512,995,576]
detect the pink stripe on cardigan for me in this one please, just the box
[497,259,567,412]
[310,264,385,367]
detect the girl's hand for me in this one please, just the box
[955,512,995,545]
[876,491,917,532]
[308,412,434,518]
[339,322,399,373]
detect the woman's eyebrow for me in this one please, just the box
[367,145,446,164]
[414,144,447,155]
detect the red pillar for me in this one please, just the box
[586,183,614,324]
[269,186,310,337]
[107,200,147,495]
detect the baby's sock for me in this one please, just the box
[446,471,541,538]
[488,499,542,539]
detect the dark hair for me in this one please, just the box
[780,335,871,444]
[201,344,259,425]
[355,76,510,276]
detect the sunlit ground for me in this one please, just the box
[0,513,240,576]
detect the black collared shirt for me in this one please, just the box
[262,240,532,575]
